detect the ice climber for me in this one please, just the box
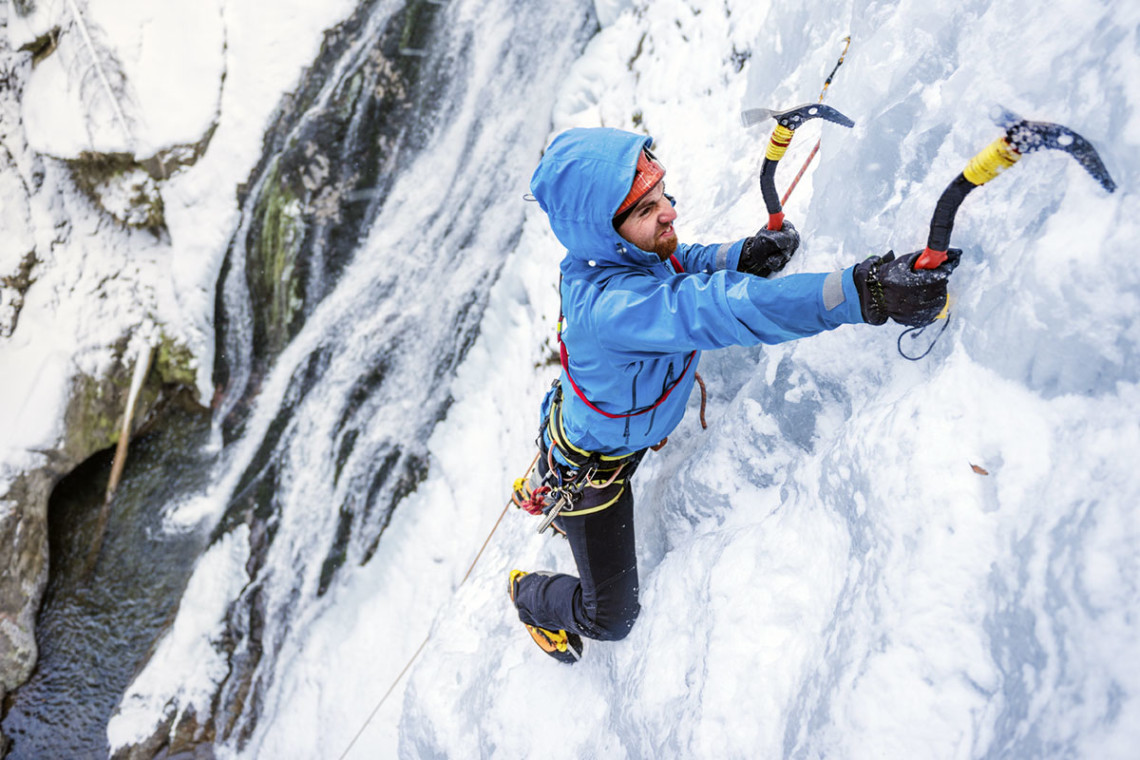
[509,127,960,662]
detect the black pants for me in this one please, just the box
[512,473,641,641]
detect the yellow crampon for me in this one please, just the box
[508,570,583,663]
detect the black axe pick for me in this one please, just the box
[916,106,1116,270]
[741,102,855,230]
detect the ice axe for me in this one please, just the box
[741,102,855,230]
[915,107,1117,270]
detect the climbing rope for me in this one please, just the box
[780,35,852,208]
[337,450,540,759]
[694,371,708,429]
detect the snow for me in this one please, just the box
[368,0,1139,757]
[2,0,1139,757]
[0,0,359,476]
[17,0,226,158]
[106,526,252,749]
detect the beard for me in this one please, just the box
[653,232,678,261]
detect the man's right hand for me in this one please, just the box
[738,221,800,278]
[853,249,961,326]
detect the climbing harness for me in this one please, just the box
[513,254,715,535]
[512,383,643,535]
[781,36,853,208]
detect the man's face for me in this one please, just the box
[615,181,678,261]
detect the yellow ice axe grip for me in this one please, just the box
[765,124,795,162]
[961,137,1021,186]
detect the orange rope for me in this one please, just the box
[780,36,851,207]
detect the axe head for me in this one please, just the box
[741,102,855,131]
[993,106,1116,192]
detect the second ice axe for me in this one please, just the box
[742,102,855,231]
[915,107,1117,270]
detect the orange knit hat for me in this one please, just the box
[614,147,665,218]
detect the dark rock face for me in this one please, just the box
[0,471,51,694]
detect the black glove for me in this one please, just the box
[738,221,800,278]
[853,249,961,326]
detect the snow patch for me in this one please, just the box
[106,526,252,749]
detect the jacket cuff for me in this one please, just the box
[720,239,744,271]
[822,266,864,324]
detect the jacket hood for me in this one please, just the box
[530,127,662,268]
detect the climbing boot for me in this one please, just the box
[508,570,583,664]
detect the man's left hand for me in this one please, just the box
[738,221,800,278]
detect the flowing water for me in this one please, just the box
[1,401,214,759]
[199,0,598,745]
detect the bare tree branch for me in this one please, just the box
[60,0,135,146]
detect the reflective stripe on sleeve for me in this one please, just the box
[823,270,846,310]
[716,242,733,271]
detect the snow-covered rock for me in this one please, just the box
[0,0,357,724]
[13,0,225,160]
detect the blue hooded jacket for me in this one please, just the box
[530,127,864,457]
